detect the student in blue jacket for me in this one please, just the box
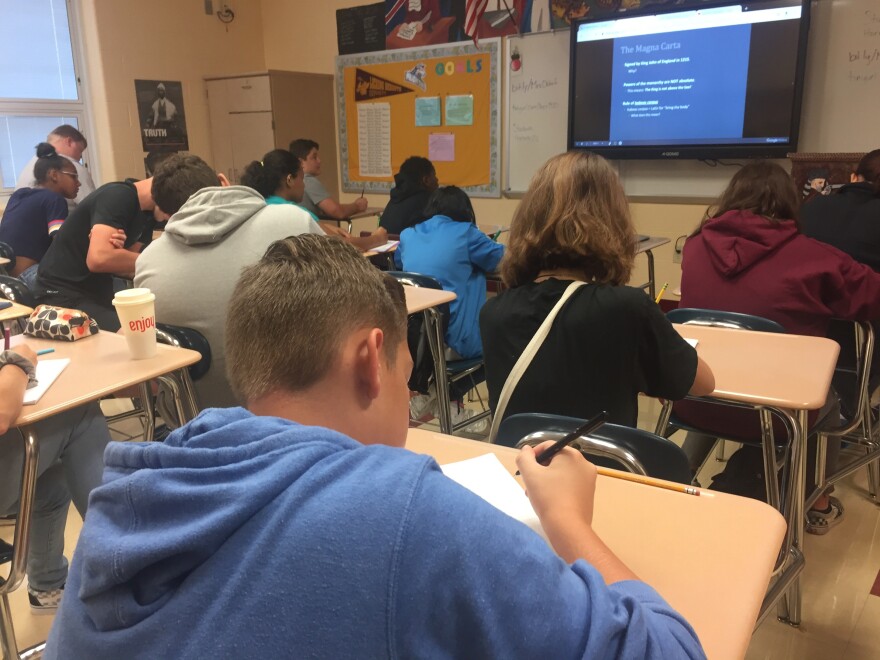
[45,235,705,659]
[394,185,504,360]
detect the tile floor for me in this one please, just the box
[2,396,879,658]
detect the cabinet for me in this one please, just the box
[205,71,338,192]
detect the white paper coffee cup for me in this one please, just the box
[113,288,158,359]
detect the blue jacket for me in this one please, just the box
[46,408,705,659]
[395,215,504,358]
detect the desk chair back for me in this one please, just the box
[0,241,16,272]
[156,324,212,382]
[667,308,785,333]
[0,274,36,308]
[387,271,489,435]
[498,413,693,484]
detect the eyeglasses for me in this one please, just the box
[59,171,79,180]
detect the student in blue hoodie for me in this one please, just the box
[46,234,705,660]
[395,185,504,360]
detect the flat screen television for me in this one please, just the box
[568,0,811,160]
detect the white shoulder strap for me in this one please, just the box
[488,281,586,442]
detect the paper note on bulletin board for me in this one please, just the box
[336,39,501,197]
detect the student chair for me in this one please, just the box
[659,308,790,508]
[387,271,490,435]
[497,413,693,484]
[0,274,36,309]
[0,275,37,334]
[0,242,15,275]
[810,319,879,508]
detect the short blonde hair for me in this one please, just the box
[501,152,636,287]
[226,235,407,403]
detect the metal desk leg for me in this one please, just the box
[138,382,156,442]
[0,427,40,660]
[645,249,656,300]
[423,308,451,434]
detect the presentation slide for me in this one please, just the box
[609,25,752,143]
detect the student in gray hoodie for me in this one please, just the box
[134,155,324,409]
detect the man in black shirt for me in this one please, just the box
[36,156,221,331]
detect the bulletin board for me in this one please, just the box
[335,39,501,198]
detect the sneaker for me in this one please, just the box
[0,513,16,526]
[806,496,845,536]
[409,392,437,423]
[28,582,64,614]
[450,404,489,434]
[0,539,12,564]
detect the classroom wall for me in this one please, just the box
[259,0,704,291]
[77,0,267,182]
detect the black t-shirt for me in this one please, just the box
[480,279,697,427]
[37,181,154,305]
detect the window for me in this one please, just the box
[0,0,91,191]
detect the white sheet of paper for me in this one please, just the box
[441,453,548,542]
[23,358,70,405]
[371,240,399,253]
[685,338,699,348]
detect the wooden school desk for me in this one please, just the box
[658,324,839,627]
[407,428,785,660]
[402,285,458,433]
[323,207,384,233]
[403,286,455,314]
[0,332,200,660]
[0,302,33,349]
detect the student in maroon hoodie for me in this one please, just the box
[678,161,880,534]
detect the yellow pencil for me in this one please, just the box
[654,282,669,304]
[596,466,700,496]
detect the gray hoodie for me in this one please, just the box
[135,185,323,408]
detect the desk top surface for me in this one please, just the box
[407,428,785,660]
[14,331,200,427]
[636,236,670,253]
[348,207,384,220]
[676,323,840,410]
[0,301,33,322]
[404,286,456,314]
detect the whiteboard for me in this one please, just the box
[799,0,880,152]
[504,30,570,193]
[502,1,879,198]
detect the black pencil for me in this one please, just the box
[515,411,608,475]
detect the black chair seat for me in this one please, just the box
[0,275,37,308]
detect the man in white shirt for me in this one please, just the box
[15,124,96,209]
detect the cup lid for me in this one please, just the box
[113,288,155,305]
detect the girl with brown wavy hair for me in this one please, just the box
[480,152,713,429]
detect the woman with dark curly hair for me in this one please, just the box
[480,151,714,429]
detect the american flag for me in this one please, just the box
[464,0,489,45]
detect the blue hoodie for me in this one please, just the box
[46,408,705,659]
[395,215,504,359]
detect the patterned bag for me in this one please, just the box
[25,305,100,341]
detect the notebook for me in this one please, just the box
[24,358,70,405]
[441,453,548,542]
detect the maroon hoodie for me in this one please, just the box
[679,210,880,337]
[675,209,880,441]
